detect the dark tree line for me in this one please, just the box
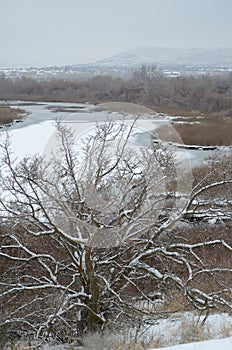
[0,66,232,116]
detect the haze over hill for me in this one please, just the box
[99,47,232,66]
[1,47,232,81]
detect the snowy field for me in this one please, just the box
[13,312,231,349]
[144,311,232,350]
[148,336,232,350]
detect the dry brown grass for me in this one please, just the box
[173,115,232,146]
[0,106,25,125]
[153,106,202,117]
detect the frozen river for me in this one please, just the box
[0,100,230,167]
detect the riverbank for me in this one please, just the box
[1,98,232,147]
[0,105,26,125]
[172,114,232,146]
[100,102,232,147]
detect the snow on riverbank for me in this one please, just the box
[1,100,230,168]
[8,120,56,158]
[148,336,232,350]
[144,312,232,350]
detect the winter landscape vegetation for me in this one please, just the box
[0,59,232,350]
[0,1,232,349]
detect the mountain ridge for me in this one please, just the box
[98,47,232,65]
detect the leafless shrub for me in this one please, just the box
[0,120,231,344]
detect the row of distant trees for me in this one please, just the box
[0,65,232,115]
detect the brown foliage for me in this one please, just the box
[0,69,232,118]
[173,115,232,146]
[0,106,25,125]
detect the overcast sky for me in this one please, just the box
[1,0,232,67]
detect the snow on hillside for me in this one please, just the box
[144,312,232,350]
[148,336,232,350]
[99,47,232,65]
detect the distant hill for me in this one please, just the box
[98,47,232,66]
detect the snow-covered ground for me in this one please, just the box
[148,336,232,350]
[144,312,232,350]
[16,312,232,349]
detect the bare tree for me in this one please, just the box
[132,64,165,104]
[0,120,231,343]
